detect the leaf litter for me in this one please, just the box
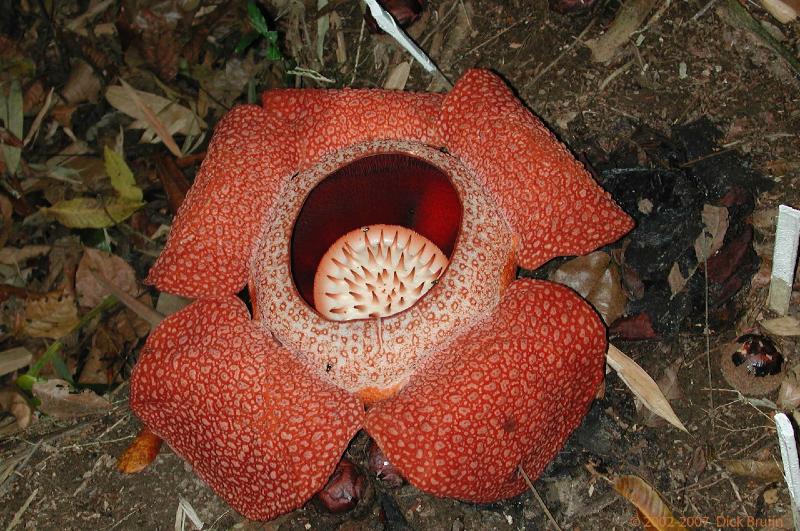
[0,0,799,529]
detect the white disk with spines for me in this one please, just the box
[313,224,448,321]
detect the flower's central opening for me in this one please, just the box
[291,153,462,319]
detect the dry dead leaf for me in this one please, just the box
[694,204,729,262]
[23,292,79,339]
[155,292,192,316]
[0,385,33,430]
[640,357,684,428]
[32,378,111,419]
[75,248,138,308]
[778,365,800,410]
[721,459,783,481]
[79,304,149,385]
[0,346,32,377]
[550,251,627,325]
[0,244,51,265]
[586,0,659,63]
[105,84,205,149]
[761,0,798,22]
[613,475,687,530]
[607,344,688,432]
[383,61,411,90]
[760,316,800,336]
[117,426,163,473]
[62,60,102,105]
[0,194,14,248]
[667,262,689,297]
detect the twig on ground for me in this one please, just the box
[5,487,38,531]
[519,465,563,531]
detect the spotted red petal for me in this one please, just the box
[262,89,442,168]
[439,69,634,269]
[365,279,606,502]
[130,298,364,520]
[146,105,298,297]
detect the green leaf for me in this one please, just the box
[235,31,259,54]
[104,146,143,202]
[51,354,75,385]
[16,373,40,392]
[247,1,270,36]
[42,197,145,228]
[266,43,283,61]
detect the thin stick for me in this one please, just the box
[350,18,366,86]
[460,15,533,58]
[519,465,563,531]
[700,231,715,433]
[5,488,38,531]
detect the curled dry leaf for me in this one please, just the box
[23,292,79,339]
[32,378,111,419]
[607,344,688,432]
[76,248,138,308]
[613,475,687,531]
[550,251,627,325]
[0,385,33,429]
[117,426,163,473]
[721,459,783,481]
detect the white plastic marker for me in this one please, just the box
[774,413,800,529]
[768,205,800,315]
[362,0,449,84]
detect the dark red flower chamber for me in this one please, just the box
[130,69,634,520]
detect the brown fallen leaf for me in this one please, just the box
[667,262,689,298]
[760,316,800,336]
[32,378,111,419]
[117,426,163,473]
[778,364,800,410]
[639,357,685,428]
[613,475,687,531]
[550,251,627,325]
[0,346,33,377]
[23,292,79,339]
[0,193,13,248]
[607,344,688,432]
[79,304,150,385]
[0,385,33,430]
[155,155,191,215]
[721,459,783,481]
[694,204,729,262]
[62,59,102,105]
[75,248,138,308]
[0,244,51,265]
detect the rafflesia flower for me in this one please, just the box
[131,69,633,520]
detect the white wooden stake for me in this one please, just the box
[768,205,800,315]
[775,413,800,530]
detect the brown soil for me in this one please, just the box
[1,0,799,530]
